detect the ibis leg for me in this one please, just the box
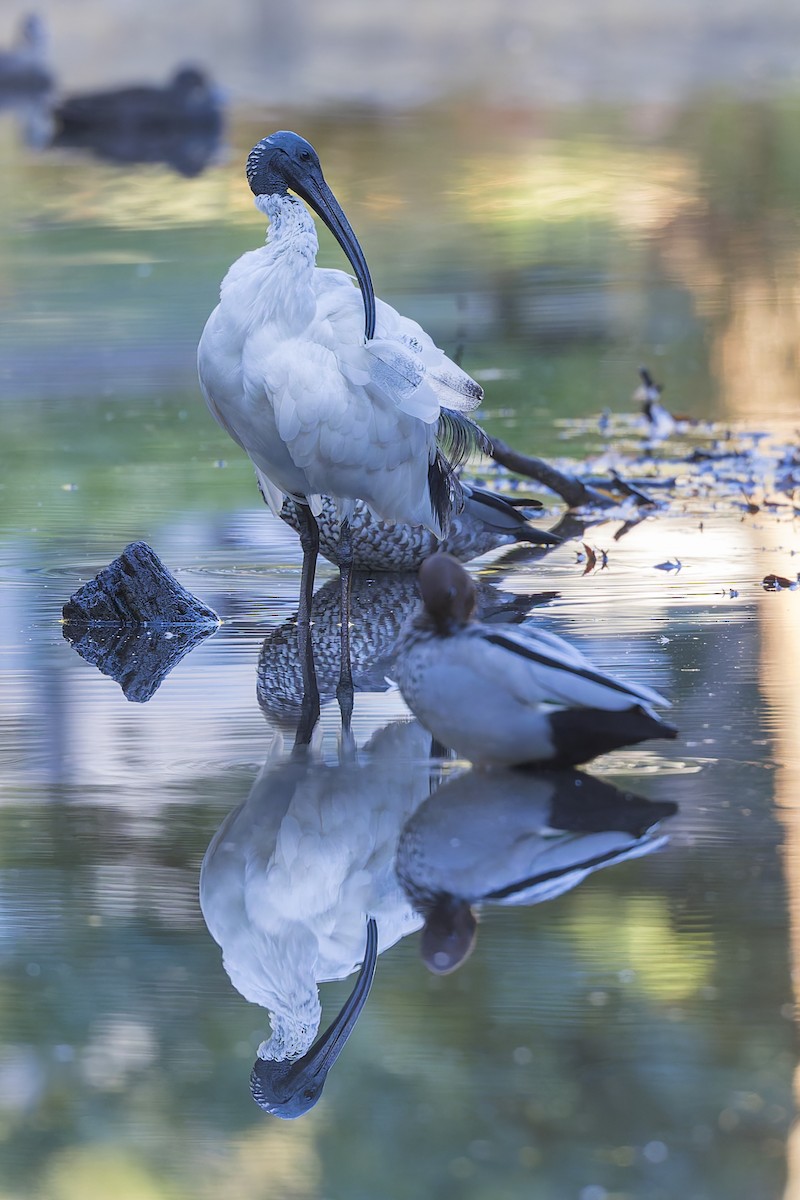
[294,632,320,751]
[295,503,319,630]
[336,517,355,731]
[294,504,320,734]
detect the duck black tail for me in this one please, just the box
[546,705,678,768]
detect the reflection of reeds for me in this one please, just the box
[659,211,800,423]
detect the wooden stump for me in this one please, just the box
[62,541,220,702]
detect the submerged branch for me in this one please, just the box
[486,435,659,510]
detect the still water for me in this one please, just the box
[1,96,800,1199]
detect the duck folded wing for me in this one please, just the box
[470,626,670,712]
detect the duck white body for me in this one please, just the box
[394,554,676,767]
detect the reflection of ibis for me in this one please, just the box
[197,131,486,706]
[257,571,557,727]
[396,767,677,973]
[199,720,434,1115]
[395,554,677,766]
[250,917,378,1118]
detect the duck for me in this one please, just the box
[393,553,677,767]
[53,65,222,133]
[279,483,560,572]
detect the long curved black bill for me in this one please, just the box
[250,916,378,1118]
[291,171,376,342]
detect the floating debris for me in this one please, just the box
[738,490,760,515]
[654,559,682,572]
[762,573,798,591]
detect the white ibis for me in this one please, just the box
[394,554,677,767]
[198,130,486,719]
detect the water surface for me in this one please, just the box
[1,95,800,1200]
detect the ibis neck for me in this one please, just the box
[232,193,317,333]
[258,1005,319,1063]
[257,193,319,266]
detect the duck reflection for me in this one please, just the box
[396,768,677,973]
[257,571,557,726]
[199,719,435,1116]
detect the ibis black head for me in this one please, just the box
[246,130,375,341]
[250,916,378,1119]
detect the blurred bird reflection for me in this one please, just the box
[0,14,53,147]
[396,768,678,973]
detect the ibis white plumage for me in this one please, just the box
[197,130,486,717]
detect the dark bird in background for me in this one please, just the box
[51,65,223,176]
